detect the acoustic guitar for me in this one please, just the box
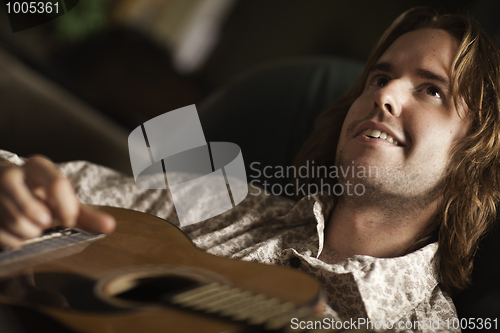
[0,206,363,332]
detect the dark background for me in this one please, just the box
[1,0,499,130]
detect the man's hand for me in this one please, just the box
[0,155,115,249]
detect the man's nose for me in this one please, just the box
[371,80,404,117]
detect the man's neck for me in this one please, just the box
[321,198,438,263]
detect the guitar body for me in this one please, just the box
[0,206,324,333]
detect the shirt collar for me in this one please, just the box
[295,193,440,323]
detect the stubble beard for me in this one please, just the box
[335,149,444,223]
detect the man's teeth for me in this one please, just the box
[361,129,399,146]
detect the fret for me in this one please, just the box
[0,227,104,265]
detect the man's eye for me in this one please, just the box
[426,86,441,98]
[376,77,389,87]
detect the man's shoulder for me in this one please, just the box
[402,285,459,332]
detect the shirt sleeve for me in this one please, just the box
[0,149,25,166]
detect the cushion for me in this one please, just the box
[198,57,364,193]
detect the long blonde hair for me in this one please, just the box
[294,7,500,294]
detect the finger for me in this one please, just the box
[23,156,79,227]
[0,194,43,240]
[76,205,116,235]
[0,166,52,228]
[0,229,24,250]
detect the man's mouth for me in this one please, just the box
[361,129,400,146]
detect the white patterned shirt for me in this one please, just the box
[0,151,459,332]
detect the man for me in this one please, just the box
[0,6,499,332]
[294,6,500,295]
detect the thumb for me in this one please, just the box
[76,205,116,235]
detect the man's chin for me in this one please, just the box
[338,177,443,214]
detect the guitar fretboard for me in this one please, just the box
[0,227,104,265]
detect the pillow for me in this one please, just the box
[199,57,364,194]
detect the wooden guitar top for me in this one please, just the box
[0,206,335,333]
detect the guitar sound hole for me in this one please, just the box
[115,275,203,303]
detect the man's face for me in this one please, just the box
[336,28,469,209]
